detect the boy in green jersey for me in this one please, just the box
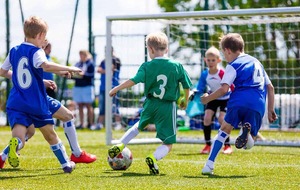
[108,32,192,175]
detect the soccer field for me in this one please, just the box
[0,126,299,190]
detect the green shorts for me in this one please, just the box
[138,98,177,144]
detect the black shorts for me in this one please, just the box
[205,99,228,113]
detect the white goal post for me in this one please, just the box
[104,7,300,146]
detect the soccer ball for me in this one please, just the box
[107,147,133,170]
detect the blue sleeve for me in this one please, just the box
[196,69,207,93]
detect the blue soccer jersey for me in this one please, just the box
[3,42,50,116]
[221,54,271,117]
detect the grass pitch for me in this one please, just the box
[0,126,299,190]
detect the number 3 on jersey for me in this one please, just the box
[17,57,32,89]
[153,74,167,99]
[253,61,264,90]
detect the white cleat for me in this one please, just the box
[201,165,214,175]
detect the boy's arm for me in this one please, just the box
[179,88,190,110]
[109,79,135,97]
[0,68,12,79]
[41,61,82,74]
[267,83,277,123]
[201,83,229,104]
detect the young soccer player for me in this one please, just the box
[0,86,97,169]
[200,33,277,175]
[107,31,193,175]
[0,16,82,173]
[196,46,233,155]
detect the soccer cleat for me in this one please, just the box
[223,145,233,154]
[8,137,19,168]
[202,164,214,175]
[235,123,251,149]
[145,154,159,175]
[63,161,76,173]
[200,144,211,154]
[0,156,5,169]
[108,143,125,159]
[70,151,97,163]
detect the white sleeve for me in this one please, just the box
[1,54,12,70]
[33,49,48,68]
[264,70,271,85]
[221,64,236,85]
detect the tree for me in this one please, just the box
[157,0,300,93]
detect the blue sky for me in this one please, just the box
[0,0,160,64]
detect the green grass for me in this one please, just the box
[0,126,299,190]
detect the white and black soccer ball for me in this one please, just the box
[107,147,133,170]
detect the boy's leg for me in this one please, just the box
[146,144,171,175]
[39,124,75,173]
[201,109,215,154]
[8,125,26,168]
[202,122,231,175]
[235,122,251,149]
[108,122,140,159]
[53,105,97,163]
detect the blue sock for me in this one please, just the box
[50,142,69,167]
[208,130,229,162]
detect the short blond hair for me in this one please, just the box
[24,16,48,39]
[146,32,168,51]
[205,46,220,58]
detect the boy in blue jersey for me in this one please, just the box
[108,32,193,175]
[0,79,97,170]
[200,33,277,175]
[0,16,83,173]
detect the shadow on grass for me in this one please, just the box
[0,168,70,180]
[99,171,166,177]
[184,174,251,179]
[176,152,207,156]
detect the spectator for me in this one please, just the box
[73,50,95,130]
[43,42,57,99]
[95,47,122,130]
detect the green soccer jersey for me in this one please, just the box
[130,58,192,101]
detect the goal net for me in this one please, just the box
[104,7,300,146]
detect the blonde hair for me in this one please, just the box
[146,32,168,51]
[79,50,93,60]
[220,33,244,53]
[205,46,220,58]
[24,16,48,39]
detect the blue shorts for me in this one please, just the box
[224,106,262,136]
[73,86,94,103]
[47,96,61,114]
[99,91,120,116]
[7,108,54,128]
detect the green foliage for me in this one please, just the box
[0,127,300,189]
[157,0,300,93]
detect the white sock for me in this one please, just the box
[153,145,169,161]
[63,119,82,157]
[120,122,140,145]
[50,141,70,168]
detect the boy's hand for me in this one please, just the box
[109,88,118,97]
[268,110,278,123]
[179,98,187,110]
[200,93,209,104]
[43,80,57,90]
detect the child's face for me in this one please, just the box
[37,32,47,48]
[204,55,220,69]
